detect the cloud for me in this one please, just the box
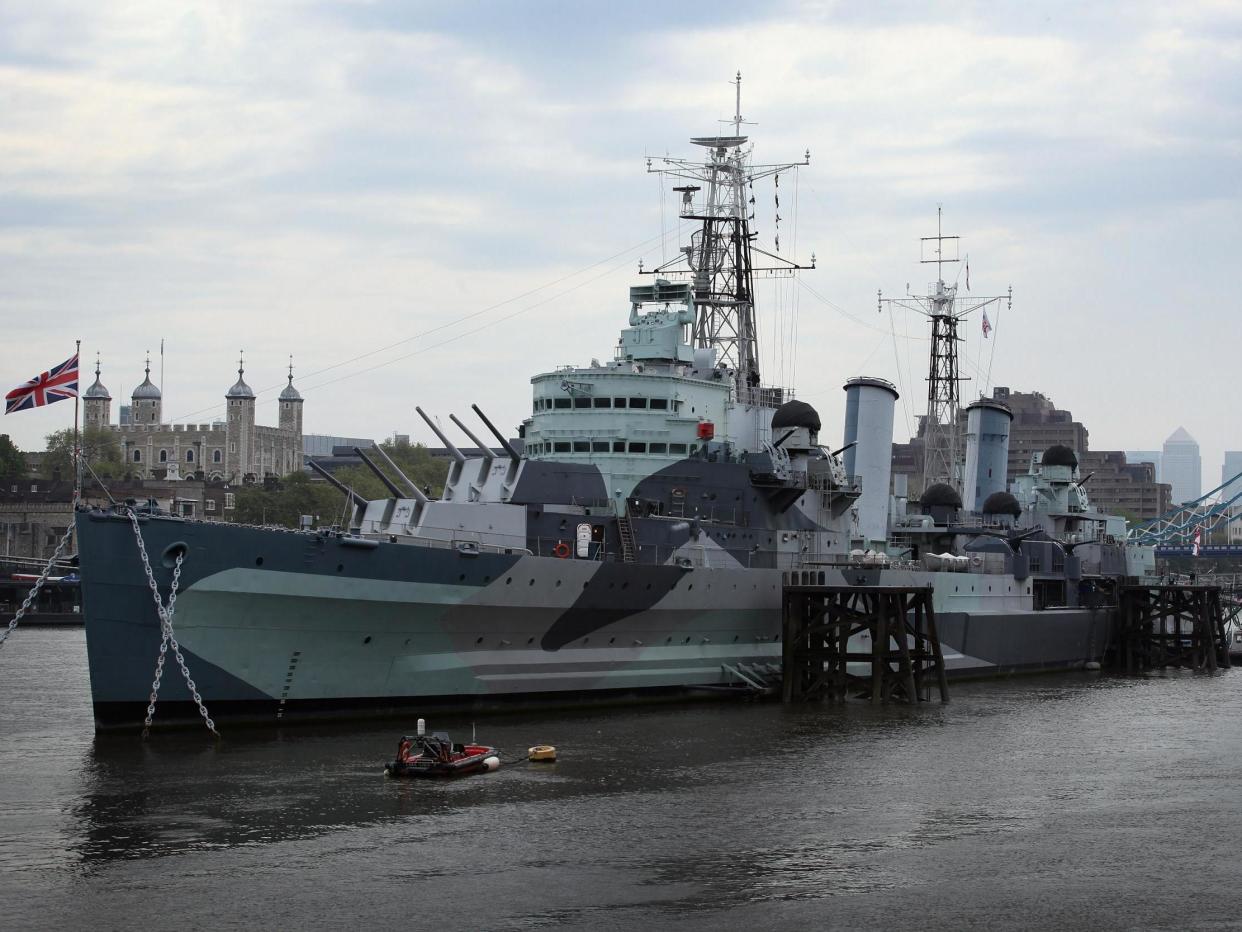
[0,0,1238,484]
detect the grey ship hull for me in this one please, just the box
[77,511,1112,730]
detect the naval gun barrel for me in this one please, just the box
[353,447,403,499]
[471,404,520,464]
[416,407,465,463]
[369,443,428,504]
[449,414,495,465]
[307,458,368,508]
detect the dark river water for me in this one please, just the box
[1,627,1239,931]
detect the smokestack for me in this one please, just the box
[842,377,899,547]
[963,398,1014,512]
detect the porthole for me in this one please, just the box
[336,564,344,573]
[255,556,264,567]
[459,574,467,581]
[609,637,616,644]
[665,637,672,644]
[475,637,484,645]
[555,580,562,587]
[363,636,372,645]
[527,637,535,645]
[506,577,512,585]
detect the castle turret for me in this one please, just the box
[225,352,256,480]
[83,354,112,429]
[278,357,304,474]
[131,353,162,425]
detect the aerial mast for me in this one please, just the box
[644,73,813,401]
[880,209,1012,494]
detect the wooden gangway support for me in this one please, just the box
[1112,585,1232,673]
[781,577,948,704]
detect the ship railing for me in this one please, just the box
[807,473,862,493]
[733,385,792,408]
[568,496,614,510]
[357,521,533,556]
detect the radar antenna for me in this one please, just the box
[879,208,1012,494]
[644,72,813,399]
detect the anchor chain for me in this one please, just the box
[128,512,218,738]
[0,523,76,650]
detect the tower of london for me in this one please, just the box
[82,353,304,482]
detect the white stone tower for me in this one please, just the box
[278,357,303,435]
[278,357,304,475]
[131,353,162,425]
[82,354,112,429]
[225,352,256,480]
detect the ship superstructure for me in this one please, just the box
[74,87,1152,730]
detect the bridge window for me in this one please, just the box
[553,398,571,409]
[592,397,611,408]
[629,398,648,409]
[613,441,626,453]
[670,443,687,455]
[613,398,627,408]
[649,443,667,455]
[628,442,647,454]
[573,441,590,452]
[650,398,668,410]
[573,397,590,409]
[554,442,570,453]
[592,442,609,453]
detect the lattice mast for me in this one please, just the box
[880,209,1011,490]
[644,73,812,397]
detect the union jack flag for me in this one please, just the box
[5,354,80,414]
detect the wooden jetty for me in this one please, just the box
[1111,584,1231,673]
[781,573,948,704]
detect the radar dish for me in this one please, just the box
[686,230,726,274]
[690,136,748,149]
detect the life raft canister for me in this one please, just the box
[552,541,571,559]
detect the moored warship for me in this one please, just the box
[75,85,1154,729]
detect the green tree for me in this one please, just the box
[42,427,123,480]
[233,471,350,528]
[319,442,448,501]
[232,441,451,528]
[374,438,446,498]
[0,434,25,482]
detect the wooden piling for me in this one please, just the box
[780,577,948,704]
[1110,585,1231,673]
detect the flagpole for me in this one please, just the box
[73,339,81,504]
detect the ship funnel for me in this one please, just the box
[963,398,1013,513]
[842,377,898,547]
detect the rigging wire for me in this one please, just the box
[888,301,915,438]
[790,167,801,391]
[292,241,665,397]
[168,229,671,422]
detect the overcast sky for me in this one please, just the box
[2,1,1239,490]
